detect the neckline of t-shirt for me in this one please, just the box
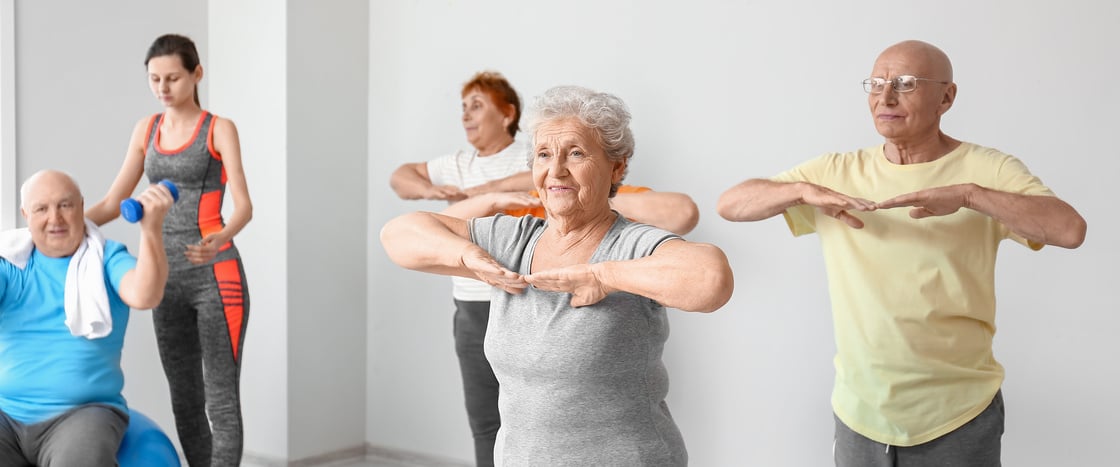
[875,141,970,170]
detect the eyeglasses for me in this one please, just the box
[862,75,950,94]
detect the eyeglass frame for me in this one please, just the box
[862,75,951,94]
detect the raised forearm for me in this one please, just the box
[390,164,435,200]
[466,171,532,196]
[611,192,699,235]
[967,185,1086,248]
[441,195,499,219]
[595,241,733,312]
[85,198,123,226]
[121,225,169,309]
[380,211,476,277]
[717,179,805,222]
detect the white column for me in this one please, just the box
[286,0,369,460]
[209,0,291,460]
[210,0,368,461]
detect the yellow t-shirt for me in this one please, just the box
[773,142,1053,446]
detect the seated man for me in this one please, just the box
[443,185,701,235]
[0,170,173,465]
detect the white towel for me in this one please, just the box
[0,226,34,268]
[0,219,112,339]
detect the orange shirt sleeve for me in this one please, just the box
[503,185,652,218]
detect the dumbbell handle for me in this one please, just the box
[121,180,179,223]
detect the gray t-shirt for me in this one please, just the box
[471,213,687,466]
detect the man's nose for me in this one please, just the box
[878,85,898,104]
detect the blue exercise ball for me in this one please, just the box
[117,409,181,467]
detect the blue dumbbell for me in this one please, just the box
[121,180,179,223]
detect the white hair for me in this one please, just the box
[527,85,634,196]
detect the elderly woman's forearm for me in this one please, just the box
[597,242,734,312]
[612,192,700,235]
[380,212,475,274]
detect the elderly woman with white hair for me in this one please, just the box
[382,85,733,465]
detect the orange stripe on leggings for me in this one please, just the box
[213,259,245,362]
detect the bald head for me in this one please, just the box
[874,40,953,82]
[20,170,86,258]
[20,170,82,209]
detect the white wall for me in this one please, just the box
[10,0,208,455]
[0,0,15,229]
[367,1,1120,465]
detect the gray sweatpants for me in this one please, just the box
[453,299,500,467]
[0,404,128,467]
[834,390,1005,467]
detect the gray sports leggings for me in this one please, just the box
[154,258,249,467]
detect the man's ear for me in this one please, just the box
[939,82,957,116]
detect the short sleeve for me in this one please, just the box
[102,241,138,296]
[771,157,828,237]
[615,185,652,195]
[612,221,680,260]
[0,259,15,307]
[993,155,1055,197]
[469,214,544,271]
[425,152,459,186]
[992,155,1056,250]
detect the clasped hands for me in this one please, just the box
[459,244,609,307]
[805,183,977,229]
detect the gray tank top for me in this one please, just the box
[143,112,241,270]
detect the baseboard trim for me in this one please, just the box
[365,444,472,466]
[243,443,365,467]
[243,443,471,467]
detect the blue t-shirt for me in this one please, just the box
[0,240,137,424]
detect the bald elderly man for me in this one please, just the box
[0,170,173,465]
[718,40,1086,466]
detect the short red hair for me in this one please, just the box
[461,71,521,137]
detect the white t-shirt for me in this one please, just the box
[427,139,529,301]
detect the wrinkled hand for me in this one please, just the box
[802,183,876,229]
[876,184,975,219]
[425,185,468,202]
[525,263,610,307]
[135,182,175,229]
[185,233,226,265]
[461,244,528,294]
